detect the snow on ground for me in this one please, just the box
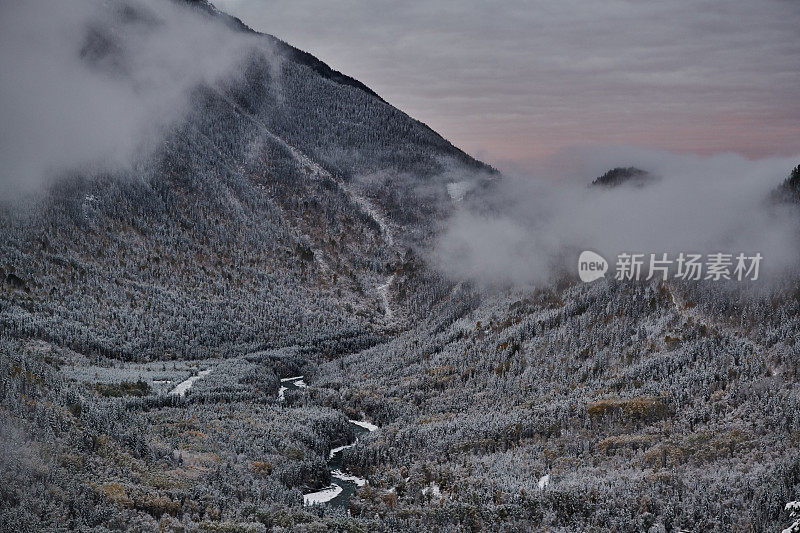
[329,442,357,459]
[377,275,395,319]
[340,187,398,323]
[169,369,211,397]
[345,187,394,246]
[538,474,550,489]
[213,90,331,182]
[422,482,442,499]
[349,419,379,432]
[331,469,366,487]
[303,484,343,506]
[279,375,305,401]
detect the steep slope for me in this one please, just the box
[183,0,387,102]
[0,2,496,529]
[0,0,492,362]
[184,0,496,231]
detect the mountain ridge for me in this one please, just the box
[0,0,499,363]
[181,0,389,104]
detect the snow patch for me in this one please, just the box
[346,188,393,246]
[538,474,550,489]
[329,442,357,459]
[303,484,343,506]
[169,369,211,397]
[349,419,379,432]
[422,482,442,499]
[213,90,331,182]
[377,275,395,319]
[331,469,366,487]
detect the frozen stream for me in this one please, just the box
[279,376,378,508]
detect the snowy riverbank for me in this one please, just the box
[278,375,307,401]
[302,418,375,507]
[277,374,379,507]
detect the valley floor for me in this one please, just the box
[2,278,799,532]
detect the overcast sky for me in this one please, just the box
[216,0,800,170]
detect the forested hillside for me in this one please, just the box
[312,279,800,530]
[0,0,493,363]
[0,1,797,532]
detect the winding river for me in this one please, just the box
[279,376,377,508]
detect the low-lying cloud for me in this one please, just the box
[434,148,800,286]
[0,0,260,197]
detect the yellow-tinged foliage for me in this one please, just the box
[587,396,671,424]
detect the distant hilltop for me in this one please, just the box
[591,166,652,188]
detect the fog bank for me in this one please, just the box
[0,0,260,197]
[434,148,800,286]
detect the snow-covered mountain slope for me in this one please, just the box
[0,0,492,362]
[4,3,797,532]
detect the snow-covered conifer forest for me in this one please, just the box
[1,1,799,531]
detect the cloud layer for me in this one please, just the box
[434,148,800,286]
[0,0,258,196]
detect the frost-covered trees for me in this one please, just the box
[785,501,800,533]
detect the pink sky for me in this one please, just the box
[219,0,800,169]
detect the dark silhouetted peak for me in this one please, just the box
[591,166,651,188]
[770,163,800,203]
